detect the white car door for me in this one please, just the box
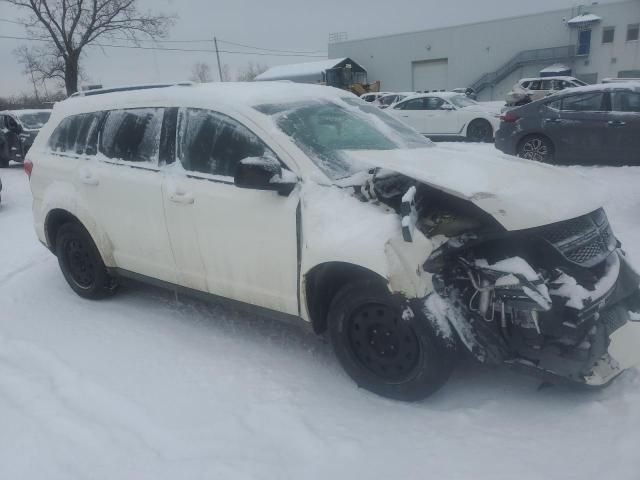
[78,107,177,283]
[390,98,427,133]
[422,97,461,135]
[161,107,300,315]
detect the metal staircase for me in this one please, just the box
[471,45,576,93]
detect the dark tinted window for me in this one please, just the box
[424,97,445,110]
[177,108,270,177]
[612,91,640,112]
[100,108,164,163]
[561,92,606,112]
[398,98,425,110]
[627,24,639,42]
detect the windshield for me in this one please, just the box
[255,97,431,180]
[448,95,477,108]
[15,111,51,130]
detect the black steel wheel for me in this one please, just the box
[55,222,117,299]
[466,119,493,143]
[328,280,456,401]
[518,135,554,163]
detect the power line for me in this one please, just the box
[217,38,325,55]
[0,18,326,54]
[0,34,327,57]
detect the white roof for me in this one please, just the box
[46,82,355,121]
[519,76,579,82]
[567,13,601,25]
[0,109,52,116]
[255,58,348,81]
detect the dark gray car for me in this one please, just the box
[495,83,640,165]
[0,110,52,167]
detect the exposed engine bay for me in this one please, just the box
[360,171,640,386]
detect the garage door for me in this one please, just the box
[412,59,448,91]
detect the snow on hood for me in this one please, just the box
[458,103,501,115]
[342,145,605,231]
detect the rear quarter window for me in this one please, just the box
[47,112,104,154]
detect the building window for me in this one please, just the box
[578,29,592,55]
[627,24,639,42]
[602,27,615,44]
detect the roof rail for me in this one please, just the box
[70,81,194,98]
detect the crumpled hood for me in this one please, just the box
[342,145,606,231]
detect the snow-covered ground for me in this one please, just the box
[1,144,639,480]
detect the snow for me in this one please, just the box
[255,58,345,82]
[550,254,621,309]
[1,142,640,479]
[475,257,539,282]
[567,13,602,25]
[540,63,571,74]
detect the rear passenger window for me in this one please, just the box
[100,108,164,163]
[612,91,640,112]
[177,108,270,177]
[398,98,425,110]
[561,93,606,112]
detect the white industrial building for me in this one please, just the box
[327,0,640,100]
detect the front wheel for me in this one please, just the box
[518,135,554,163]
[328,281,456,401]
[55,222,118,299]
[466,119,493,143]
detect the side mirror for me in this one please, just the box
[440,103,455,111]
[234,155,297,196]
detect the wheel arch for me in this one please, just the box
[43,205,115,266]
[303,262,388,334]
[464,117,494,139]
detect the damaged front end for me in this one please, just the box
[369,173,640,387]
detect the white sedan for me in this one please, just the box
[387,92,501,142]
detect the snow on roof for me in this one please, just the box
[47,81,354,121]
[567,13,602,25]
[255,58,348,81]
[540,64,571,74]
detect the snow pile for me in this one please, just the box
[475,257,539,281]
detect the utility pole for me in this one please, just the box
[214,36,224,82]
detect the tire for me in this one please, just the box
[517,134,554,163]
[55,222,117,299]
[0,141,9,168]
[466,119,493,143]
[328,280,456,401]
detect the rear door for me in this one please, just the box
[78,107,177,282]
[609,90,640,165]
[555,91,610,164]
[161,108,300,314]
[391,98,427,133]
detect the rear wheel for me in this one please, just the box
[328,280,455,401]
[518,135,554,163]
[55,222,118,299]
[0,143,8,168]
[466,119,493,143]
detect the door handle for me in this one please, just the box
[169,191,195,204]
[607,120,626,127]
[544,118,562,124]
[401,115,409,118]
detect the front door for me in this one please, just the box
[162,108,300,314]
[609,90,640,165]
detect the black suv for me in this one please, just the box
[495,83,640,165]
[0,110,52,167]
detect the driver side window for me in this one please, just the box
[177,108,274,177]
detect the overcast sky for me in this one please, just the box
[0,0,620,96]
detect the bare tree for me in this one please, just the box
[189,62,212,83]
[236,62,268,82]
[8,0,175,95]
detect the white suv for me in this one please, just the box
[27,82,640,400]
